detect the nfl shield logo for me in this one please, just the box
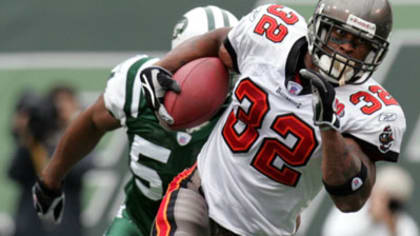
[351,177,363,191]
[287,81,303,95]
[177,132,192,146]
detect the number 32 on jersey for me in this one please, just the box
[222,79,318,187]
[253,5,299,43]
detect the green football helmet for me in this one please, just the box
[171,5,239,49]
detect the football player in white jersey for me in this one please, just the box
[144,0,407,235]
[31,6,238,236]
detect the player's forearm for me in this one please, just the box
[321,130,360,184]
[41,109,106,189]
[156,27,230,73]
[320,130,373,211]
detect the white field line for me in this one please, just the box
[81,170,118,227]
[0,51,165,69]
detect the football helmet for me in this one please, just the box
[307,0,393,85]
[171,5,239,49]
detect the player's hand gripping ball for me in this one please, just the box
[164,57,229,130]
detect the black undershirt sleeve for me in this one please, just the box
[223,38,240,74]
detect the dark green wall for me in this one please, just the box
[2,0,417,52]
[0,0,260,51]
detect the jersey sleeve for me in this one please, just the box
[339,83,407,162]
[103,55,159,126]
[224,4,307,74]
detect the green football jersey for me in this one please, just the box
[103,55,227,235]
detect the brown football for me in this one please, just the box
[164,57,229,130]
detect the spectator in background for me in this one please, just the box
[8,86,93,236]
[48,86,81,133]
[8,90,52,236]
[322,165,419,236]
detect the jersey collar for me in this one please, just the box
[285,37,312,96]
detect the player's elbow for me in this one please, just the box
[336,202,363,213]
[333,196,366,213]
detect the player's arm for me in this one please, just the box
[299,69,376,212]
[320,131,376,212]
[32,95,120,224]
[155,27,233,73]
[41,95,120,189]
[141,28,233,126]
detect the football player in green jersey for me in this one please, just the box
[32,6,238,236]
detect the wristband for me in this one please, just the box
[323,163,367,196]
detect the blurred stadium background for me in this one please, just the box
[0,0,419,235]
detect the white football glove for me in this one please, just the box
[140,66,181,126]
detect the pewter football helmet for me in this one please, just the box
[171,6,239,49]
[307,0,393,85]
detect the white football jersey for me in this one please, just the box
[197,4,406,236]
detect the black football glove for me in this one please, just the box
[299,69,340,131]
[139,66,181,126]
[32,179,65,224]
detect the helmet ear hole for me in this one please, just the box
[171,6,239,49]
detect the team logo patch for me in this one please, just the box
[172,17,188,40]
[177,132,192,146]
[351,177,363,191]
[379,125,394,153]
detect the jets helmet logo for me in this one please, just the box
[172,17,188,40]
